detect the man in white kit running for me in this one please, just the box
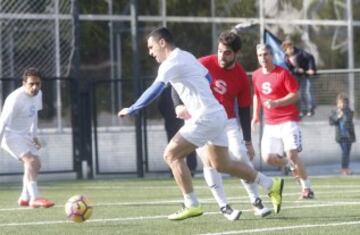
[172,30,271,220]
[0,67,55,208]
[118,27,284,220]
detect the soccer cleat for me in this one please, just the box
[30,198,55,208]
[252,198,272,217]
[17,198,29,207]
[168,204,203,220]
[268,178,284,214]
[220,205,242,221]
[300,188,315,200]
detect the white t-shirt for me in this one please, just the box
[0,86,42,140]
[155,48,223,120]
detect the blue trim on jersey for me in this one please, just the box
[205,73,212,83]
[128,81,165,115]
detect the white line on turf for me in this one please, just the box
[0,201,359,227]
[197,221,360,235]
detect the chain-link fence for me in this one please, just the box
[0,0,73,78]
[0,0,74,131]
[1,1,360,177]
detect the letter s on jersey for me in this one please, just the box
[213,80,227,95]
[261,82,272,95]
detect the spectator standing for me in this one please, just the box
[282,40,317,117]
[329,93,356,175]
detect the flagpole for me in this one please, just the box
[259,0,265,43]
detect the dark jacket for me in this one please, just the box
[285,48,317,76]
[329,108,356,143]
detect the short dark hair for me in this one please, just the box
[23,67,41,81]
[147,27,174,45]
[218,31,242,52]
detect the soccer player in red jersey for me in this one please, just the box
[197,31,271,218]
[251,44,314,199]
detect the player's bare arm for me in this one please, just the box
[245,142,255,160]
[251,95,260,129]
[264,92,299,109]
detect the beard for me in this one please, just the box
[219,57,236,69]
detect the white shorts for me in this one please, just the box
[179,111,228,147]
[1,133,39,160]
[261,121,302,158]
[225,119,251,166]
[196,118,253,167]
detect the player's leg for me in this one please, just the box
[18,175,30,206]
[197,147,241,221]
[2,135,53,208]
[164,132,202,220]
[261,124,288,167]
[206,143,284,214]
[283,121,314,199]
[21,154,40,201]
[164,133,197,198]
[1,136,30,206]
[226,120,271,217]
[21,153,55,208]
[165,111,232,220]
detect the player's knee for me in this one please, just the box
[264,154,286,166]
[163,150,176,165]
[210,160,228,173]
[287,150,299,163]
[27,156,41,172]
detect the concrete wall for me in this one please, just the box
[0,121,358,178]
[94,120,360,174]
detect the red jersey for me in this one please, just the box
[199,55,251,119]
[252,65,300,124]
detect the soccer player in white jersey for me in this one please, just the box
[0,67,55,208]
[118,27,284,220]
[171,31,271,220]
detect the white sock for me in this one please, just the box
[300,178,311,190]
[27,181,40,201]
[241,180,259,204]
[255,172,273,192]
[20,175,30,200]
[184,192,199,208]
[203,167,227,208]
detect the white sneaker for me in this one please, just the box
[253,198,272,217]
[220,205,241,221]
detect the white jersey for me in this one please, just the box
[0,87,42,141]
[155,48,224,120]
